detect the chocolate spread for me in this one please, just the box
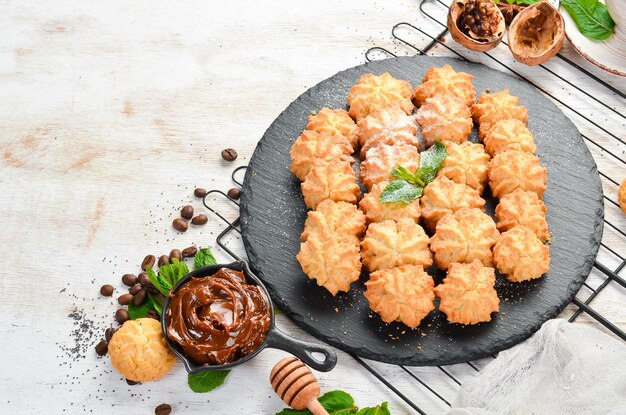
[166,268,271,365]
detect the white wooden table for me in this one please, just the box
[1,1,624,414]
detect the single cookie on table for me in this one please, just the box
[108,318,176,382]
[489,150,547,199]
[413,64,476,108]
[420,176,486,232]
[493,226,550,282]
[483,118,536,157]
[434,260,499,325]
[347,72,414,122]
[416,95,473,148]
[495,188,549,241]
[359,144,420,191]
[359,182,422,224]
[619,178,626,214]
[364,265,435,329]
[306,107,358,149]
[300,199,366,241]
[356,106,420,157]
[430,207,500,270]
[437,140,490,194]
[471,89,528,139]
[301,159,360,210]
[361,218,432,272]
[289,130,354,180]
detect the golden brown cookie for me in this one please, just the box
[420,176,486,232]
[493,226,550,282]
[483,118,536,156]
[437,140,490,194]
[489,150,547,198]
[495,188,549,241]
[300,199,366,241]
[416,95,473,148]
[306,107,359,149]
[434,260,499,325]
[347,72,414,122]
[430,208,500,270]
[619,178,626,214]
[364,265,435,329]
[301,159,360,210]
[108,318,176,382]
[361,218,432,272]
[471,89,528,138]
[359,144,420,191]
[289,130,354,180]
[359,182,422,224]
[356,106,420,157]
[413,64,476,107]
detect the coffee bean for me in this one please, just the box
[122,273,137,286]
[172,218,188,233]
[221,148,238,161]
[100,284,114,297]
[158,255,170,267]
[118,293,133,306]
[126,379,139,386]
[146,283,159,295]
[180,205,194,220]
[105,327,117,342]
[95,339,109,356]
[134,290,147,306]
[155,403,172,415]
[191,214,208,225]
[115,309,130,324]
[169,249,182,262]
[194,188,207,198]
[147,310,160,321]
[129,284,142,295]
[181,246,197,257]
[227,188,241,199]
[141,255,156,271]
[138,272,150,287]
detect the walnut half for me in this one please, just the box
[448,0,506,52]
[507,2,564,65]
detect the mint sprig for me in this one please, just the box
[194,247,217,269]
[561,0,615,40]
[275,390,390,415]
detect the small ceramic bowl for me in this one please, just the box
[161,260,337,374]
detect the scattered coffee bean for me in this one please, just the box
[129,284,142,295]
[221,148,238,161]
[158,255,170,267]
[138,272,150,287]
[146,283,159,295]
[227,188,241,199]
[155,403,172,415]
[126,379,139,386]
[180,205,194,220]
[141,255,156,271]
[147,310,160,321]
[172,218,188,233]
[115,308,130,324]
[181,246,197,257]
[95,339,109,356]
[169,249,182,262]
[194,188,207,198]
[100,284,114,297]
[118,294,133,306]
[105,327,117,342]
[191,214,208,225]
[122,273,137,286]
[134,289,147,306]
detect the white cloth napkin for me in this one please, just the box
[448,319,626,415]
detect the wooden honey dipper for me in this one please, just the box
[270,357,329,415]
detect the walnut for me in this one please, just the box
[448,0,505,52]
[507,2,564,65]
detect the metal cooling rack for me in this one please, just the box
[202,1,625,412]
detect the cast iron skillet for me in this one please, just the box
[161,260,337,374]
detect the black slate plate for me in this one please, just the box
[239,56,603,366]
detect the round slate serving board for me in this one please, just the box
[239,56,603,366]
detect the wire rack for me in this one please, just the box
[203,1,625,413]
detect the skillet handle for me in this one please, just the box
[265,328,337,372]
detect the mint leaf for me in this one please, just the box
[416,141,447,184]
[561,0,615,40]
[188,370,230,393]
[128,296,155,320]
[391,166,420,184]
[275,390,358,415]
[148,291,163,314]
[146,267,170,296]
[194,247,217,270]
[356,402,390,415]
[380,179,423,204]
